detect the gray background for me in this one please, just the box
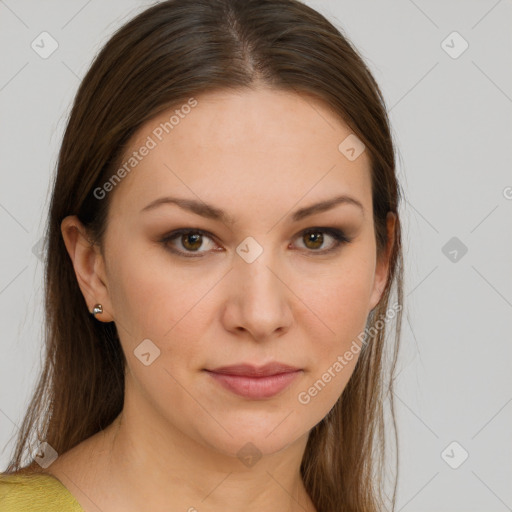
[1,1,511,510]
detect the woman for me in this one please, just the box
[0,0,404,511]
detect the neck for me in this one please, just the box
[99,392,316,512]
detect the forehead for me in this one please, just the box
[107,87,372,222]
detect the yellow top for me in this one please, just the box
[0,473,84,511]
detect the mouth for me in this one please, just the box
[204,363,303,400]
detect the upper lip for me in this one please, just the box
[206,362,301,377]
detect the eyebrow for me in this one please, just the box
[140,194,365,224]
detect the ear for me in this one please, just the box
[60,215,114,322]
[368,212,396,313]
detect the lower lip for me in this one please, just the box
[205,370,302,399]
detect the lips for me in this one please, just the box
[207,362,300,377]
[204,362,302,399]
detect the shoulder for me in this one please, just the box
[0,472,84,511]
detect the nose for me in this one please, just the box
[220,247,294,342]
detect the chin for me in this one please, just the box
[195,413,312,461]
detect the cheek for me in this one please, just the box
[108,253,204,394]
[107,249,224,384]
[107,247,194,337]
[296,258,375,340]
[297,287,365,418]
[295,256,374,402]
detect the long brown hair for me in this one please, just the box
[3,1,404,510]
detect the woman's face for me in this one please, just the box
[80,87,393,458]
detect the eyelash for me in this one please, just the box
[160,227,352,258]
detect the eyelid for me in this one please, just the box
[160,226,352,258]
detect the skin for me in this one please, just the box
[52,86,395,512]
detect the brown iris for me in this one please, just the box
[303,231,324,250]
[181,232,203,251]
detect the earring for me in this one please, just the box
[91,304,103,318]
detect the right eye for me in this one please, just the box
[160,228,221,258]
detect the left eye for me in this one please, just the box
[295,228,350,252]
[161,227,351,258]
